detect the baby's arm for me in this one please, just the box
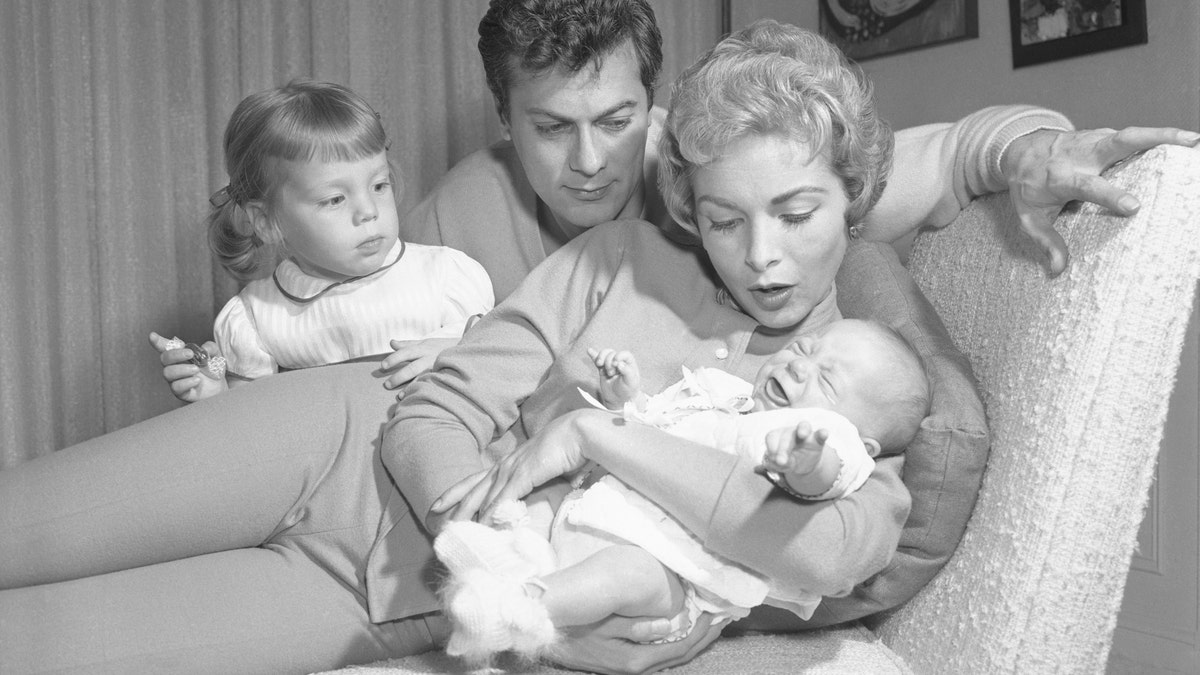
[588,347,643,409]
[761,421,844,499]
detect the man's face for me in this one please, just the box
[500,40,650,236]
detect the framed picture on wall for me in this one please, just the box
[818,0,978,62]
[1010,0,1147,68]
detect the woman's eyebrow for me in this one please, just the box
[771,185,828,205]
[695,194,738,210]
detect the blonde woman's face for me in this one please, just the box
[690,134,849,332]
[501,40,650,237]
[268,151,400,280]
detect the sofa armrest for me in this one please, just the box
[878,145,1200,673]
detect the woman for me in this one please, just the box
[1,13,1194,675]
[389,19,912,671]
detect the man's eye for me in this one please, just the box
[537,123,570,136]
[601,118,631,132]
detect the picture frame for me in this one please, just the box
[1010,0,1147,68]
[818,0,978,62]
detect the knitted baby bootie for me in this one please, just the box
[434,520,558,664]
[440,567,556,664]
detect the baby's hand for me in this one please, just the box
[762,421,829,477]
[149,332,228,403]
[588,347,641,408]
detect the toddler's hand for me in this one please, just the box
[149,332,228,403]
[383,337,460,392]
[588,347,641,408]
[762,421,829,477]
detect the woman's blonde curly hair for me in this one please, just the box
[658,20,893,235]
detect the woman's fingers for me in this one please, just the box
[441,472,496,523]
[1013,202,1071,275]
[550,612,726,675]
[432,470,489,514]
[1004,126,1199,276]
[479,458,529,523]
[1104,126,1200,164]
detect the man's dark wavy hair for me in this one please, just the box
[478,0,663,120]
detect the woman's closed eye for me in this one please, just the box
[780,211,814,226]
[707,217,741,233]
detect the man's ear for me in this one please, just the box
[862,437,882,458]
[497,104,512,142]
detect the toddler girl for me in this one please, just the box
[150,80,493,402]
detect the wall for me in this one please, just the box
[732,2,1200,671]
[731,2,1199,130]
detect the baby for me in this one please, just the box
[434,318,930,665]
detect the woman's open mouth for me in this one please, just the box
[749,284,793,312]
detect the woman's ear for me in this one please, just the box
[862,437,882,458]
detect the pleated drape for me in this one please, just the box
[0,0,723,469]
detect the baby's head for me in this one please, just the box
[751,318,930,456]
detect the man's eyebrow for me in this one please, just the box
[527,100,639,122]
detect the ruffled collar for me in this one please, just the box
[273,239,405,304]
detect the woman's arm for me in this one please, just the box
[865,106,1199,274]
[864,105,1072,240]
[576,412,908,596]
[382,225,628,532]
[463,408,908,597]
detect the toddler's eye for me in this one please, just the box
[373,181,391,193]
[320,195,345,207]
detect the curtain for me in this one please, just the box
[0,0,723,469]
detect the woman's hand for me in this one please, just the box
[1002,126,1200,275]
[430,408,604,525]
[549,612,727,675]
[382,337,460,390]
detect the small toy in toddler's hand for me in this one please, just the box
[163,337,227,380]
